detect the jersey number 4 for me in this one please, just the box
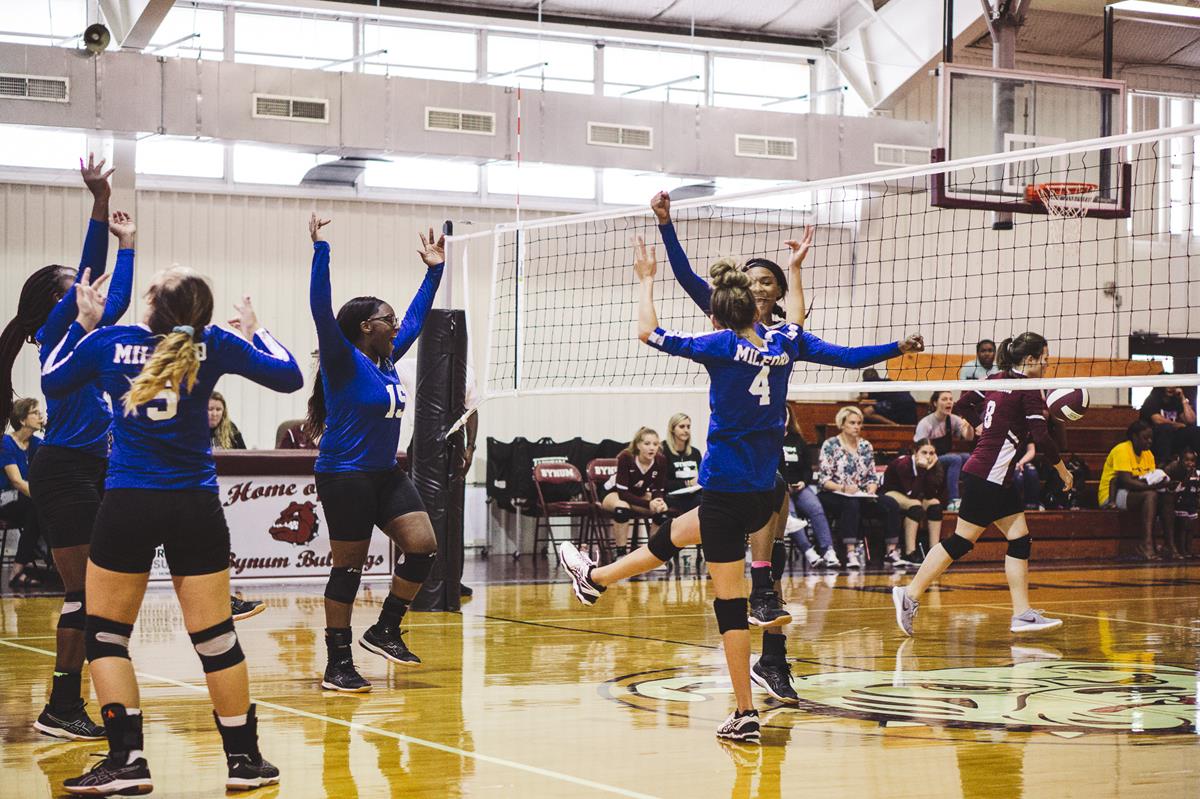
[749,366,771,407]
[384,384,405,419]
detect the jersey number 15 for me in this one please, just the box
[384,383,405,419]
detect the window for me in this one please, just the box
[235,11,354,71]
[0,0,87,46]
[485,35,593,95]
[711,177,811,211]
[364,156,478,193]
[0,125,90,170]
[232,145,337,185]
[601,169,688,206]
[147,4,223,60]
[363,24,476,81]
[486,161,595,199]
[604,47,703,105]
[713,56,810,113]
[137,136,224,178]
[1131,355,1174,409]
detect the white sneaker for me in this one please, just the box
[845,551,861,570]
[803,547,821,567]
[884,550,904,568]
[557,542,604,606]
[1010,608,1062,634]
[821,550,841,568]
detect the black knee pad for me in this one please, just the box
[904,505,926,522]
[1006,535,1032,560]
[57,590,86,631]
[647,519,681,561]
[612,506,633,523]
[395,551,436,584]
[941,534,975,561]
[713,597,749,634]
[85,615,134,663]
[651,511,671,526]
[324,566,363,605]
[189,617,244,674]
[926,504,943,522]
[770,540,787,582]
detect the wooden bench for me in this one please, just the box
[883,353,1165,382]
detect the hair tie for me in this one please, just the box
[172,325,195,337]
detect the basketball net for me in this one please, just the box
[1034,182,1099,241]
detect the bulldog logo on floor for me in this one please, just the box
[608,661,1198,735]
[269,501,320,545]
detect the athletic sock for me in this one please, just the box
[750,563,772,593]
[49,670,82,710]
[762,631,787,660]
[377,594,410,629]
[325,627,353,660]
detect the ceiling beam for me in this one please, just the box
[98,0,175,51]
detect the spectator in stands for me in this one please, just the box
[277,419,317,449]
[1,398,45,588]
[858,368,918,425]
[1139,385,1200,464]
[959,339,999,380]
[915,391,975,511]
[879,438,946,568]
[818,406,882,569]
[1099,419,1177,560]
[602,427,669,557]
[779,407,838,568]
[1173,448,1199,560]
[662,413,702,514]
[1011,442,1043,510]
[208,391,246,450]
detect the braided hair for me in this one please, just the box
[0,264,76,423]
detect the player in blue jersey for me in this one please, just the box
[42,267,303,795]
[0,157,130,742]
[304,213,445,693]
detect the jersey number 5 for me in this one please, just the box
[982,400,997,430]
[146,388,178,421]
[749,366,771,407]
[384,384,405,419]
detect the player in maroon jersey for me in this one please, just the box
[892,332,1074,636]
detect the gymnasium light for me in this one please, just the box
[1109,1,1200,20]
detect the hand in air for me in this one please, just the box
[75,269,112,332]
[782,225,816,270]
[650,191,671,225]
[899,334,925,354]
[418,227,446,267]
[109,210,136,246]
[229,295,259,340]
[633,235,657,281]
[80,153,114,198]
[309,212,331,243]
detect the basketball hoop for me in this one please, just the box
[1025,182,1099,220]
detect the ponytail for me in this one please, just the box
[996,332,1048,372]
[0,264,75,423]
[122,330,202,415]
[302,361,326,444]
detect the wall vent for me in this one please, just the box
[874,143,929,167]
[425,107,496,135]
[735,134,797,160]
[251,93,329,123]
[0,73,69,103]
[587,122,653,150]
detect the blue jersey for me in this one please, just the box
[0,434,41,491]
[42,324,302,491]
[647,324,803,492]
[310,241,443,473]
[36,220,134,457]
[658,221,901,369]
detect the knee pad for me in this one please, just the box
[926,504,943,522]
[189,617,244,674]
[85,615,133,663]
[647,519,681,562]
[904,505,926,522]
[395,551,436,584]
[324,566,363,605]
[57,590,86,631]
[1006,535,1032,560]
[770,540,787,583]
[713,597,749,634]
[651,511,671,526]
[612,506,633,523]
[941,534,975,561]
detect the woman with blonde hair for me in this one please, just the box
[817,405,883,569]
[663,412,702,514]
[601,426,669,556]
[208,392,246,450]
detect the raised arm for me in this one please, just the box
[952,388,987,429]
[634,235,659,343]
[41,323,106,397]
[308,214,355,380]
[215,326,304,394]
[98,211,135,326]
[782,226,814,327]
[652,192,713,314]
[391,227,445,360]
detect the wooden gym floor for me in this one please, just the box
[1,562,1199,798]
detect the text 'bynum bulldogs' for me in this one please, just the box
[224,479,318,507]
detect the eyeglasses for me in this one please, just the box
[365,314,399,328]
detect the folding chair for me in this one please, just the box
[531,462,594,558]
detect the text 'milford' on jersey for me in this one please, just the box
[41,323,302,491]
[647,323,802,492]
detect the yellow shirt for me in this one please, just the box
[1098,441,1156,506]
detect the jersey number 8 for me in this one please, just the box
[982,400,997,430]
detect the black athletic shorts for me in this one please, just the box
[90,489,230,576]
[315,465,425,542]
[698,488,777,563]
[957,472,1024,529]
[773,473,788,510]
[29,445,106,549]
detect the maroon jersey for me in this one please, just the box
[606,450,667,508]
[953,371,1060,485]
[881,455,947,503]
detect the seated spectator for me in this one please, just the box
[1140,385,1200,464]
[277,419,317,449]
[1099,420,1177,560]
[662,413,702,514]
[208,391,246,450]
[1011,442,1043,511]
[858,368,917,425]
[817,406,883,569]
[1,398,44,588]
[959,339,1000,380]
[915,391,974,511]
[879,438,946,568]
[1172,449,1199,560]
[779,407,838,568]
[601,427,669,557]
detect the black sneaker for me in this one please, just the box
[321,658,372,693]
[230,596,265,622]
[748,590,792,628]
[715,709,761,743]
[902,550,924,566]
[34,700,105,741]
[63,753,153,796]
[359,624,421,667]
[751,658,799,704]
[226,754,280,791]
